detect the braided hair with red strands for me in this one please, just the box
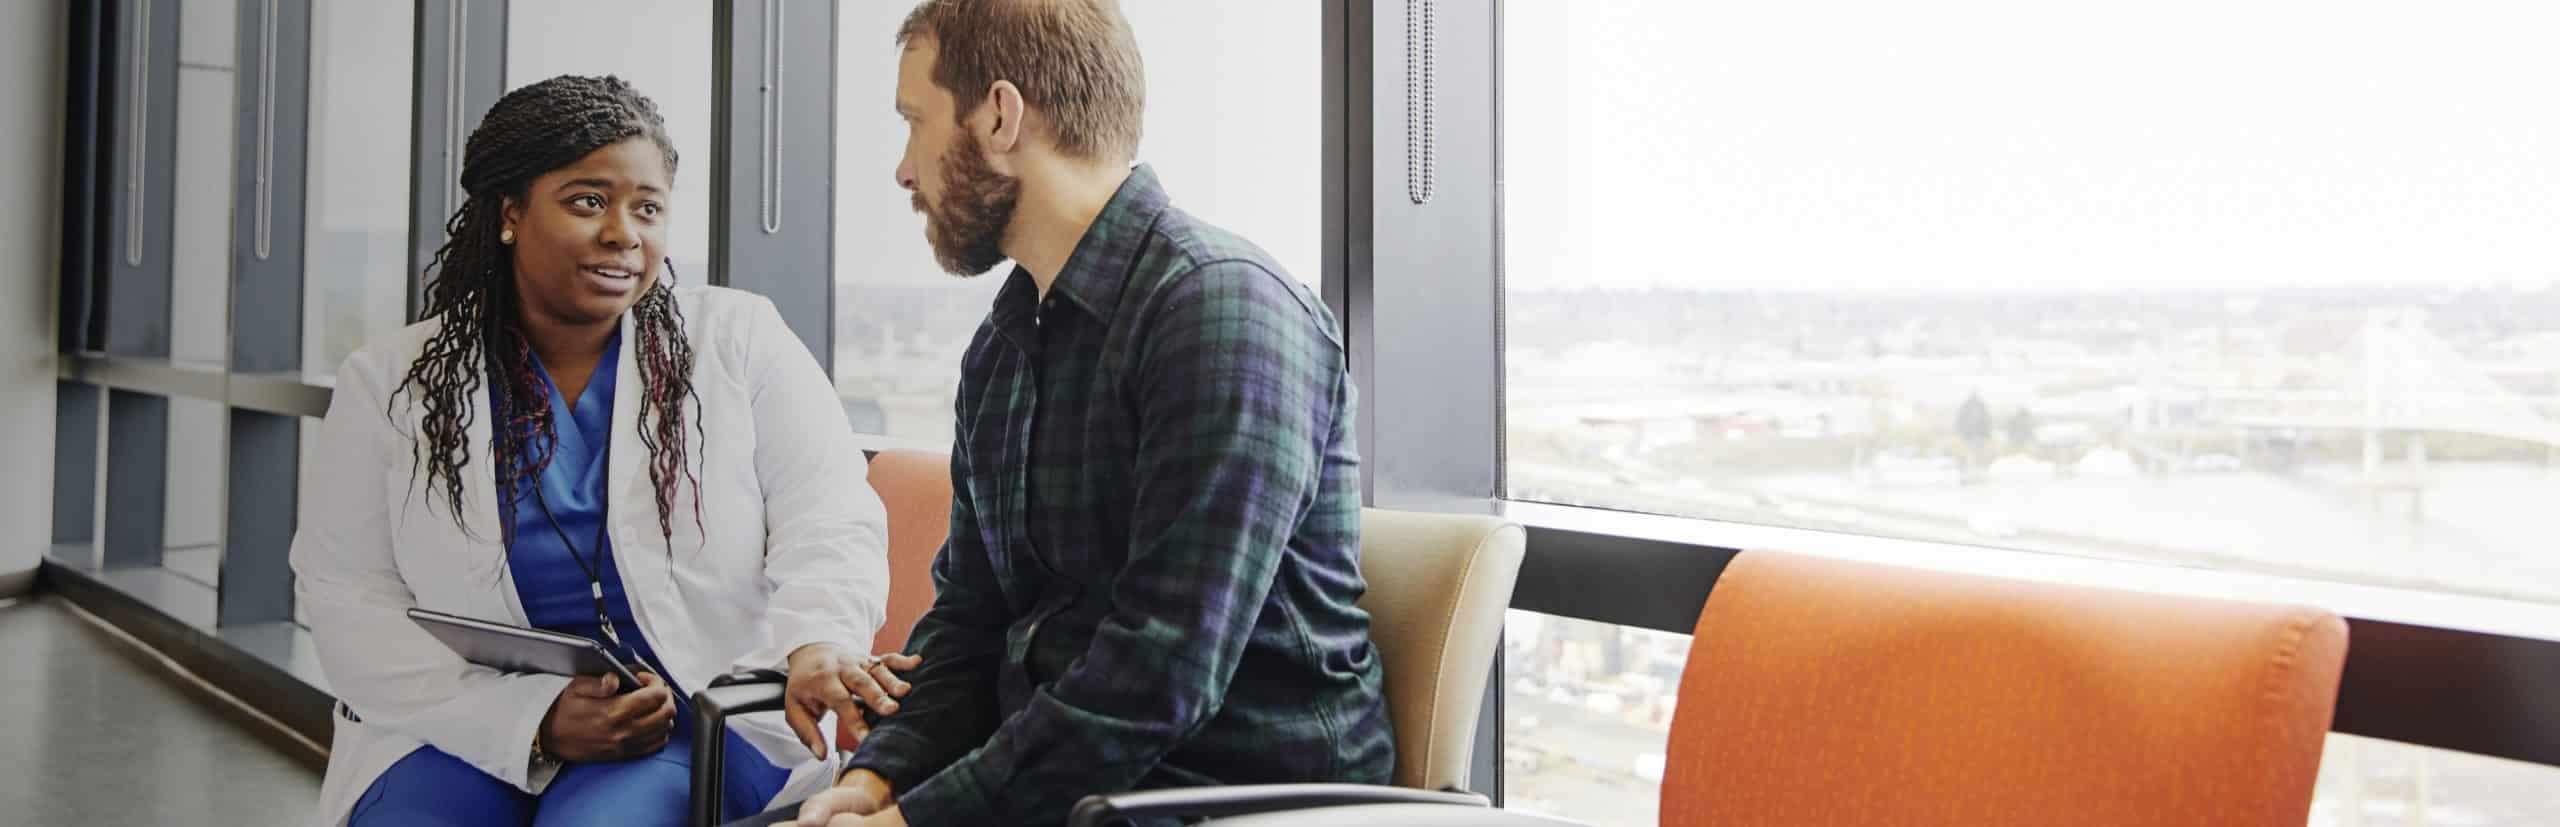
[391,75,705,551]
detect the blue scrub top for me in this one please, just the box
[492,331,681,701]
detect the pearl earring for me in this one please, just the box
[500,229,515,245]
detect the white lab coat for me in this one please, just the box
[291,286,888,826]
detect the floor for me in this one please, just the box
[0,594,321,825]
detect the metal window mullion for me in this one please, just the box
[102,390,171,569]
[216,0,316,628]
[105,0,181,359]
[59,0,108,352]
[407,0,507,321]
[231,0,309,376]
[708,0,834,367]
[52,383,104,553]
[1331,0,1508,801]
[219,409,299,626]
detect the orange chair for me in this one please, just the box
[863,450,954,655]
[1654,551,2349,827]
[1184,550,2350,827]
[690,450,953,827]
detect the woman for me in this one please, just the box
[291,75,915,827]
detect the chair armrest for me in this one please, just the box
[1066,784,1490,827]
[691,670,790,827]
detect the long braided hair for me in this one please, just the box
[391,75,704,551]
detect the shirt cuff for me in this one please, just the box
[891,758,1000,827]
[503,673,575,794]
[845,729,942,794]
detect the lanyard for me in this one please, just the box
[524,465,628,659]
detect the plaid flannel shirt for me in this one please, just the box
[847,165,1394,826]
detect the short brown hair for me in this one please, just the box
[898,0,1146,163]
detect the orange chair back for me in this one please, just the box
[865,450,953,656]
[1661,551,2347,827]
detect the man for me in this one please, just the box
[797,1,1392,825]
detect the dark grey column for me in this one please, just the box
[1332,0,1508,800]
[1361,0,1499,512]
[104,0,182,358]
[218,409,299,626]
[103,389,170,569]
[60,0,109,353]
[52,383,103,550]
[711,0,838,367]
[229,0,312,376]
[217,0,315,627]
[406,0,507,320]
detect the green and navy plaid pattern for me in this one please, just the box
[848,165,1393,827]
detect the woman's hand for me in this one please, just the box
[538,670,677,762]
[784,643,924,758]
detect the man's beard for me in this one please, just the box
[915,132,1021,277]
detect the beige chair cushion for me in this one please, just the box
[1356,509,1527,792]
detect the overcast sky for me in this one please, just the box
[1503,0,2560,292]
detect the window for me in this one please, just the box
[1501,612,1683,826]
[166,0,236,584]
[1502,0,2560,605]
[1500,1,2560,820]
[829,0,1321,442]
[171,0,235,369]
[303,0,415,380]
[505,0,714,286]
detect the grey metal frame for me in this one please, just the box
[229,0,311,377]
[59,0,106,352]
[51,383,102,550]
[709,0,837,366]
[101,389,170,568]
[104,0,180,358]
[1355,0,1501,515]
[1329,0,1511,801]
[406,0,506,320]
[219,0,315,626]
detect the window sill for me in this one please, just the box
[1500,499,2560,643]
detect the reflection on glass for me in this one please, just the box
[165,0,233,588]
[506,0,713,287]
[1501,611,1683,827]
[165,398,224,588]
[1501,1,2560,607]
[304,0,415,380]
[829,0,1320,443]
[171,0,235,365]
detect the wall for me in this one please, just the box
[0,0,66,595]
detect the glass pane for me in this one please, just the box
[829,0,1321,442]
[295,416,321,628]
[303,0,415,381]
[1502,611,1681,826]
[506,0,714,285]
[2314,734,2560,825]
[171,0,235,367]
[165,398,224,588]
[1501,1,2560,606]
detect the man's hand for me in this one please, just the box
[824,805,907,827]
[798,769,897,826]
[784,644,924,758]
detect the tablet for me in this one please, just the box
[407,607,644,693]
